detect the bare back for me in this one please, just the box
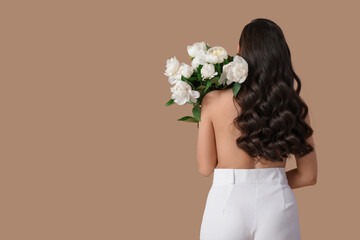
[211,88,287,169]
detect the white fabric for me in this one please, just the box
[200,167,301,240]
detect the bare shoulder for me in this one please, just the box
[200,90,221,121]
[202,89,230,106]
[202,89,220,105]
[201,89,234,120]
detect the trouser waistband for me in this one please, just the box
[212,167,288,185]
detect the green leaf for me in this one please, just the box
[178,116,198,123]
[165,98,174,106]
[211,76,219,84]
[181,76,195,89]
[196,72,202,81]
[211,76,220,88]
[215,64,221,74]
[232,82,241,97]
[197,85,206,90]
[189,76,198,81]
[204,80,212,93]
[181,75,189,81]
[192,104,201,122]
[196,65,204,80]
[206,44,211,50]
[223,59,229,64]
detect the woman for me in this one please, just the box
[197,18,318,240]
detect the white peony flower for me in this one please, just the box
[187,41,207,58]
[170,80,200,105]
[178,63,194,79]
[168,63,194,85]
[219,55,248,85]
[191,50,207,70]
[201,63,218,80]
[218,63,232,85]
[205,46,228,64]
[164,56,180,77]
[168,73,181,85]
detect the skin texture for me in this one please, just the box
[196,48,318,189]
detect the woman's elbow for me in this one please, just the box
[198,167,214,177]
[302,173,317,186]
[197,156,217,177]
[309,174,318,185]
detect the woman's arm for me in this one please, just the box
[196,91,218,177]
[286,113,318,189]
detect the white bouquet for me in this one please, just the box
[164,41,248,125]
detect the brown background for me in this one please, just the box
[1,0,359,239]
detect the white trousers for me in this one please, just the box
[200,167,301,240]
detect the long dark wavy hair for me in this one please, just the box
[232,18,314,163]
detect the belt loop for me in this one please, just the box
[276,168,281,184]
[232,169,235,184]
